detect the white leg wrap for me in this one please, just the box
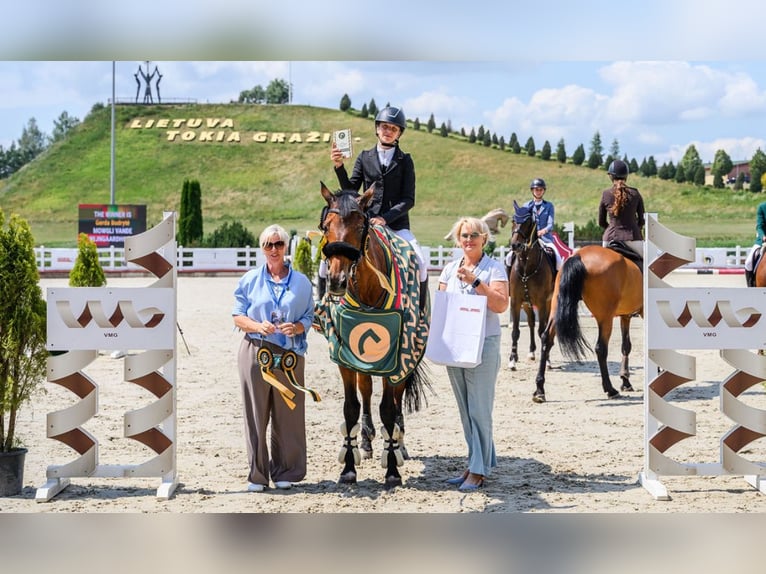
[338,422,361,465]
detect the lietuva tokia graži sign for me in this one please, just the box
[128,117,337,144]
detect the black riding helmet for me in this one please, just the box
[375,106,406,133]
[607,159,629,179]
[530,178,546,189]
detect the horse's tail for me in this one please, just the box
[402,360,433,414]
[554,253,592,361]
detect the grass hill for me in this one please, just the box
[0,103,761,248]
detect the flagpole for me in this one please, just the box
[110,61,116,204]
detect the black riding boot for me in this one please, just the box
[317,276,327,299]
[745,269,755,287]
[419,280,429,311]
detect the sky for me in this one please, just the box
[2,2,766,166]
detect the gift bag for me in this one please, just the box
[425,290,487,367]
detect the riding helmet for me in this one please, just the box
[375,106,407,133]
[607,159,629,179]
[529,178,546,190]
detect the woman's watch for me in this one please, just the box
[472,277,481,288]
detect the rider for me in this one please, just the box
[330,105,428,308]
[598,159,645,258]
[505,178,562,275]
[744,200,766,287]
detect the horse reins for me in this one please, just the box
[512,219,546,307]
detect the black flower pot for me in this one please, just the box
[0,447,27,497]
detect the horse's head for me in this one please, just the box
[510,200,537,253]
[319,181,374,296]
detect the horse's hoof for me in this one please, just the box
[339,471,357,484]
[384,476,402,490]
[532,393,546,404]
[508,361,517,371]
[527,354,535,362]
[607,390,621,399]
[360,448,373,460]
[621,383,635,392]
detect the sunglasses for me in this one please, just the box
[262,240,285,250]
[460,232,482,240]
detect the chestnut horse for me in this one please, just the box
[507,201,555,370]
[317,183,430,488]
[533,245,643,403]
[755,247,766,287]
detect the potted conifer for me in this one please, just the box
[0,210,48,496]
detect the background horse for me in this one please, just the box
[755,246,766,287]
[533,245,643,403]
[317,183,430,488]
[443,207,509,243]
[507,201,554,370]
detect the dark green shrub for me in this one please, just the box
[293,237,313,277]
[204,221,256,247]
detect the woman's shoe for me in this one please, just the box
[274,481,293,490]
[458,476,484,492]
[247,482,266,492]
[445,471,469,485]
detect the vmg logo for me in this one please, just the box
[55,300,165,329]
[656,300,761,328]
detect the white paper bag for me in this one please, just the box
[425,290,487,368]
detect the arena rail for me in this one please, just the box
[34,243,749,276]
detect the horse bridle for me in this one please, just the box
[319,197,371,263]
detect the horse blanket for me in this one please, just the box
[313,225,429,384]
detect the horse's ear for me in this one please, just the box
[359,184,375,211]
[320,181,334,204]
[513,200,521,212]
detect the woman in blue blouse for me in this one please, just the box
[232,224,314,492]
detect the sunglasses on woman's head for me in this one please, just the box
[262,240,285,250]
[460,232,481,239]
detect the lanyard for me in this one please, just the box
[265,266,292,308]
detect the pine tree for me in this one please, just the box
[339,94,351,111]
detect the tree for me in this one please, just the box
[511,140,521,154]
[679,145,703,184]
[588,131,603,165]
[750,148,766,175]
[750,167,763,193]
[440,123,449,138]
[339,94,351,111]
[17,117,47,163]
[265,78,291,104]
[468,128,476,144]
[675,164,686,183]
[540,140,551,160]
[525,136,536,157]
[360,103,368,118]
[178,179,203,246]
[51,111,81,143]
[204,220,256,247]
[609,138,620,159]
[483,131,492,147]
[713,172,724,188]
[0,210,48,452]
[711,149,733,184]
[293,237,314,278]
[572,144,585,166]
[238,85,266,103]
[368,99,378,118]
[498,136,506,151]
[427,114,436,133]
[587,151,602,169]
[413,118,420,131]
[694,165,706,186]
[477,125,485,141]
[69,233,106,287]
[556,138,567,163]
[509,132,518,149]
[645,156,658,177]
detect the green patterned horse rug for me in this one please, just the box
[314,225,429,384]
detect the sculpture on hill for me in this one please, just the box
[135,61,162,104]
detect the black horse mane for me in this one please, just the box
[331,189,366,217]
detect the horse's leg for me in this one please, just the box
[618,315,634,392]
[393,381,409,460]
[380,380,404,489]
[594,320,620,398]
[526,303,536,361]
[338,366,362,484]
[534,318,556,403]
[509,299,521,370]
[357,373,375,459]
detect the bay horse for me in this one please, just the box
[507,201,555,370]
[316,182,430,488]
[754,246,766,287]
[533,244,643,403]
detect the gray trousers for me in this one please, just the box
[445,334,500,477]
[238,337,306,486]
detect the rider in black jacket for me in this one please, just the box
[329,106,428,307]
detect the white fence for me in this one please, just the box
[35,243,750,275]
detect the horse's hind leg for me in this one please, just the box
[357,374,375,459]
[380,381,404,489]
[393,382,409,460]
[534,319,555,403]
[618,316,634,392]
[509,302,521,370]
[595,321,620,398]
